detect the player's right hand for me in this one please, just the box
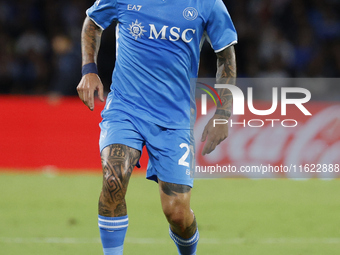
[76,73,104,111]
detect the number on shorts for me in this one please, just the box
[178,143,190,167]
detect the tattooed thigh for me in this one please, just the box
[160,181,191,197]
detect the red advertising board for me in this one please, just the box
[0,96,339,178]
[0,96,148,172]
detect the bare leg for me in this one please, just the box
[159,180,197,238]
[99,144,140,217]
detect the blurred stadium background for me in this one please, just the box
[0,0,339,95]
[1,0,340,254]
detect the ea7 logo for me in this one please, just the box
[127,4,142,11]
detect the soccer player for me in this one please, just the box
[77,0,237,254]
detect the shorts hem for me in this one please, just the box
[99,141,142,154]
[146,174,193,188]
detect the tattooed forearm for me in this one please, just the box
[99,144,140,217]
[160,182,191,197]
[81,17,102,65]
[215,45,236,118]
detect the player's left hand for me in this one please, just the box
[201,114,229,155]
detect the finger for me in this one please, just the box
[202,142,213,156]
[81,88,89,108]
[82,87,90,109]
[201,127,208,142]
[87,88,94,111]
[98,83,104,102]
[81,90,87,106]
[76,85,83,101]
[202,144,209,156]
[202,136,213,156]
[77,88,83,102]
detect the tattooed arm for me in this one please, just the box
[201,45,236,155]
[215,45,236,117]
[77,17,104,111]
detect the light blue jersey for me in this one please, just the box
[87,0,237,128]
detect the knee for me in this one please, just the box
[100,189,125,204]
[162,202,189,227]
[100,168,126,204]
[100,170,126,205]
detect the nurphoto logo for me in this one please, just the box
[198,84,312,128]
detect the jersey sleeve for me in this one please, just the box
[86,0,118,30]
[205,0,238,53]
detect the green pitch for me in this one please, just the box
[1,171,340,255]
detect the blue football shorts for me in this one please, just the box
[99,107,195,188]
